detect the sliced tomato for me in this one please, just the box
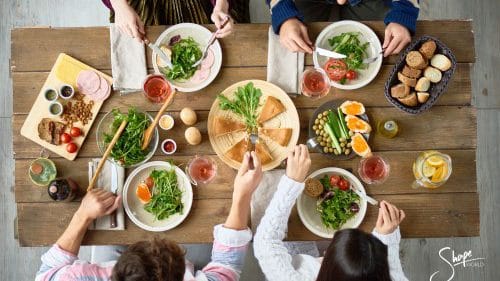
[60,133,72,144]
[329,175,341,186]
[323,58,347,82]
[144,176,154,189]
[338,178,350,191]
[345,70,357,80]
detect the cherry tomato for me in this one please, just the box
[338,178,350,191]
[345,70,357,80]
[323,58,347,82]
[66,143,77,153]
[70,127,82,138]
[144,176,154,189]
[329,175,341,186]
[60,133,72,144]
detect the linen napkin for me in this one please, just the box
[88,159,125,230]
[110,24,147,93]
[251,170,320,257]
[266,27,305,95]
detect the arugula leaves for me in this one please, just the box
[144,168,184,221]
[161,37,202,81]
[328,32,369,71]
[218,82,262,129]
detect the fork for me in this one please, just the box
[192,16,230,67]
[363,47,386,64]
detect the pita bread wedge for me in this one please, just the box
[214,116,246,137]
[258,96,286,123]
[255,142,273,165]
[259,127,292,146]
[224,138,249,163]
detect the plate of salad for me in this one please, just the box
[313,20,382,90]
[152,23,223,93]
[96,108,158,168]
[123,161,193,232]
[297,167,367,238]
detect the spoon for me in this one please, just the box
[192,16,230,67]
[141,90,176,150]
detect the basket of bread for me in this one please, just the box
[384,36,457,114]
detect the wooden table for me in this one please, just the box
[11,21,478,246]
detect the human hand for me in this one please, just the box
[233,151,263,202]
[383,22,411,57]
[374,200,406,235]
[112,0,145,43]
[76,189,121,221]
[286,144,312,183]
[211,1,233,38]
[279,18,313,53]
[337,0,348,4]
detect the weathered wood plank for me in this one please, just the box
[17,199,233,246]
[10,21,475,73]
[287,192,480,240]
[14,150,477,203]
[11,63,473,114]
[12,106,477,159]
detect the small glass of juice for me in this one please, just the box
[358,154,390,185]
[186,155,217,186]
[299,68,331,99]
[142,74,172,103]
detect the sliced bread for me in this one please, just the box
[402,65,422,79]
[419,40,437,59]
[430,54,452,71]
[424,66,443,83]
[417,92,430,103]
[398,72,417,87]
[391,83,410,99]
[406,51,427,70]
[398,92,418,107]
[415,77,431,92]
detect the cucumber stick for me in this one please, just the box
[327,111,343,139]
[325,123,342,152]
[337,108,349,139]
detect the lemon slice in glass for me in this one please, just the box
[426,155,445,167]
[423,163,437,178]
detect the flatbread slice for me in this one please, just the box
[255,142,273,165]
[224,138,249,163]
[258,96,286,123]
[259,127,292,146]
[214,116,246,137]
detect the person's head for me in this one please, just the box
[316,229,391,281]
[112,238,186,281]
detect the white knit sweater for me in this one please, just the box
[253,175,409,281]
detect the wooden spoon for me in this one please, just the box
[88,120,128,191]
[141,90,176,150]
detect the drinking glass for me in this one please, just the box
[185,155,218,186]
[358,154,390,185]
[299,68,331,99]
[412,151,452,189]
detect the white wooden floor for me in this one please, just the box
[1,1,498,280]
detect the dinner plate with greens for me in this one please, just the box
[96,108,158,168]
[297,167,367,238]
[313,20,382,90]
[152,23,222,92]
[123,161,193,232]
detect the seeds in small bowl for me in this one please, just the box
[49,101,63,116]
[44,88,58,102]
[59,84,75,100]
[159,114,175,130]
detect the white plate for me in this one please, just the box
[123,161,193,232]
[313,20,383,90]
[152,23,222,93]
[297,167,367,238]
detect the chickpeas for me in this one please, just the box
[315,119,320,125]
[323,147,329,153]
[319,119,325,125]
[340,142,345,148]
[313,125,318,130]
[320,142,326,147]
[315,129,320,135]
[318,124,323,130]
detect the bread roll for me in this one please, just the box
[304,178,324,197]
[398,72,417,87]
[424,66,443,83]
[415,77,431,92]
[402,65,422,79]
[430,54,452,71]
[406,51,427,70]
[417,92,430,103]
[398,92,418,107]
[391,83,410,98]
[419,40,437,59]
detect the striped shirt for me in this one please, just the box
[36,224,252,281]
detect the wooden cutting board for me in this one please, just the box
[20,53,112,160]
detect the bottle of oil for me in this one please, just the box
[377,119,399,138]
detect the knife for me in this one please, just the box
[351,186,378,206]
[315,47,347,59]
[109,162,119,228]
[144,38,173,69]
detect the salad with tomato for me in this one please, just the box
[316,174,360,229]
[323,32,369,84]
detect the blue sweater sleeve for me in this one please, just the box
[267,0,304,34]
[384,0,420,34]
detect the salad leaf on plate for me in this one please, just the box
[328,32,369,71]
[145,168,184,221]
[161,37,202,81]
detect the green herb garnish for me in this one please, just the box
[218,82,262,130]
[317,175,360,229]
[160,37,202,81]
[328,32,369,71]
[104,108,149,166]
[145,168,184,221]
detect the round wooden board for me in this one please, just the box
[207,80,300,171]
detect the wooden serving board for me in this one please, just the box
[207,80,300,171]
[20,53,112,160]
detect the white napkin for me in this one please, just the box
[251,170,319,257]
[266,27,305,95]
[88,159,125,230]
[110,24,147,93]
